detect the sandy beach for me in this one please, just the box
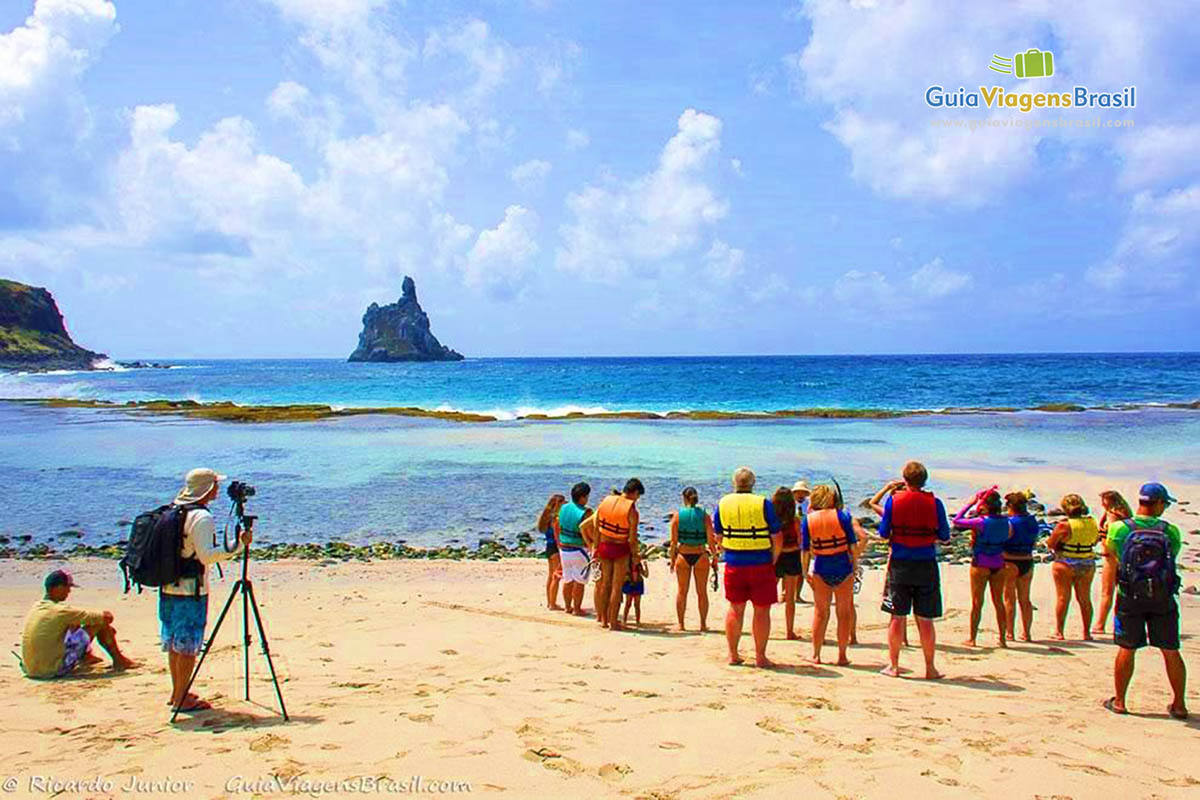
[2,551,1197,799]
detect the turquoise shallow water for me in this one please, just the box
[2,401,1197,550]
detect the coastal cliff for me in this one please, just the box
[348,276,463,362]
[0,279,105,371]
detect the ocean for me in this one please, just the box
[1,353,1197,553]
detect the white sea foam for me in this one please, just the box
[0,372,94,400]
[433,403,633,420]
[90,358,130,372]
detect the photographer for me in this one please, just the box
[161,468,251,713]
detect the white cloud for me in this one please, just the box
[908,257,972,298]
[729,157,743,177]
[114,105,307,254]
[509,158,552,190]
[1087,185,1199,297]
[262,0,414,115]
[534,39,580,95]
[265,0,384,29]
[788,1,1192,207]
[704,239,745,283]
[556,109,730,281]
[0,0,118,223]
[1117,124,1200,191]
[834,258,972,315]
[464,205,540,298]
[565,128,589,150]
[424,19,515,103]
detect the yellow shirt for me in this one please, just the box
[20,599,106,679]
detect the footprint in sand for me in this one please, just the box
[1062,763,1111,777]
[756,718,789,735]
[805,697,839,711]
[623,689,659,698]
[598,763,633,780]
[272,759,306,781]
[404,713,434,723]
[249,733,289,753]
[658,741,684,750]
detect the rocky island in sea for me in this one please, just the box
[0,279,106,371]
[348,276,464,362]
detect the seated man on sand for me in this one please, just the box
[20,569,137,679]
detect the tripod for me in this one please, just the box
[170,511,289,722]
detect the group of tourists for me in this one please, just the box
[536,462,1189,719]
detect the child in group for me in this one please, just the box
[622,557,649,627]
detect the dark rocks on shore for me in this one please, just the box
[348,276,463,363]
[0,279,106,371]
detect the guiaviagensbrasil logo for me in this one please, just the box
[989,49,1054,79]
[925,47,1135,113]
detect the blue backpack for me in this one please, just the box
[1117,519,1178,609]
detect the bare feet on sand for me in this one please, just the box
[924,669,945,680]
[112,656,139,671]
[836,656,851,666]
[880,665,901,677]
[755,656,775,669]
[962,639,977,647]
[729,653,745,666]
[787,632,801,641]
[1050,632,1066,641]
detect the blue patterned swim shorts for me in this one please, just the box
[159,593,209,656]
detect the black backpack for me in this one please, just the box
[1117,519,1178,609]
[120,503,204,593]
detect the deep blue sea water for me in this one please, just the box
[2,353,1197,417]
[1,354,1197,555]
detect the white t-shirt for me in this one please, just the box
[160,504,243,597]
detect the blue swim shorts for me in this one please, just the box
[159,593,209,656]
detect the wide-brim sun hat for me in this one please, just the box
[176,468,227,503]
[792,480,811,495]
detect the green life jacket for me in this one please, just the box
[558,502,587,549]
[677,506,707,547]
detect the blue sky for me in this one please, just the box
[1,0,1198,357]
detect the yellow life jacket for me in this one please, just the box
[807,509,850,557]
[717,492,772,551]
[1060,516,1100,558]
[597,495,635,541]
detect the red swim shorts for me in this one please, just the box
[724,562,777,607]
[596,540,631,561]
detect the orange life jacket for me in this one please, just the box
[807,509,850,556]
[889,490,939,548]
[597,495,635,541]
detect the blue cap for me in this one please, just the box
[1139,483,1177,504]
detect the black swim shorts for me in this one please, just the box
[775,550,803,578]
[1113,595,1180,651]
[881,559,942,619]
